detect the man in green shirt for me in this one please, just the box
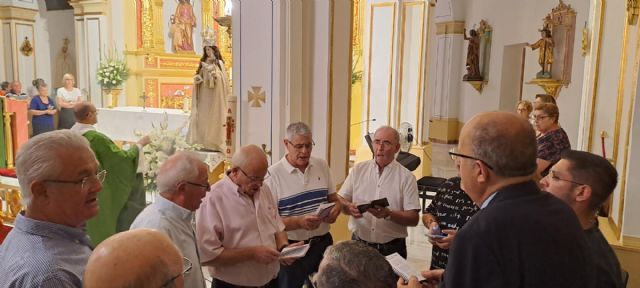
[71,102,150,245]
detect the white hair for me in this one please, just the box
[286,122,312,140]
[374,125,400,144]
[16,130,93,206]
[156,151,204,195]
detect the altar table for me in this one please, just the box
[96,106,190,142]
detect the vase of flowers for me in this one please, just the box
[97,47,129,108]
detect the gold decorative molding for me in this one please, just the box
[627,0,639,25]
[141,0,154,49]
[3,111,14,169]
[581,24,590,56]
[0,6,38,22]
[202,0,215,31]
[435,21,464,35]
[464,80,487,93]
[248,86,266,107]
[526,78,562,97]
[68,0,108,16]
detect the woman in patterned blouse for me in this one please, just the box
[422,176,478,269]
[533,103,570,177]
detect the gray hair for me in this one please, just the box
[374,126,400,144]
[16,130,94,206]
[156,151,204,195]
[231,144,266,169]
[315,241,397,288]
[471,116,537,177]
[285,122,312,140]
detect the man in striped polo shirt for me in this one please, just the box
[265,122,342,288]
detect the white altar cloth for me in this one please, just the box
[96,106,190,142]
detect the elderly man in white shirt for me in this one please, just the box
[130,151,208,288]
[338,126,420,258]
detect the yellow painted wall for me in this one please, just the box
[349,82,363,152]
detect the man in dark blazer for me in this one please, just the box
[401,111,594,288]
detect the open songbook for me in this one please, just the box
[280,244,310,259]
[385,252,426,282]
[357,198,390,214]
[315,202,336,219]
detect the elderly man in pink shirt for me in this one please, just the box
[196,145,296,288]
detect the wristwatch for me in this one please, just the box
[384,210,392,221]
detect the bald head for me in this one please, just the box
[84,229,184,288]
[231,144,268,171]
[461,111,537,177]
[74,102,97,124]
[229,145,268,197]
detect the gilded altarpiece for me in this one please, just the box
[124,0,232,108]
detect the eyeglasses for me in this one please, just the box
[449,152,494,170]
[185,181,210,191]
[529,115,550,121]
[161,257,192,287]
[238,168,270,183]
[373,139,396,148]
[287,140,315,151]
[548,170,585,186]
[43,170,107,190]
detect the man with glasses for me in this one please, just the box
[541,150,624,288]
[197,145,294,288]
[265,122,341,287]
[84,228,186,288]
[402,112,593,288]
[131,152,208,288]
[71,102,150,246]
[0,130,103,287]
[338,126,421,258]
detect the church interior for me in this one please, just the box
[0,0,639,286]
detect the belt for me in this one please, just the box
[289,232,331,245]
[353,235,405,250]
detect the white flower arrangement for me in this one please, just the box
[96,47,129,90]
[137,113,201,192]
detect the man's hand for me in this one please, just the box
[346,203,363,218]
[299,215,321,230]
[279,241,304,266]
[367,207,391,219]
[252,246,280,264]
[432,229,457,250]
[397,276,426,288]
[137,135,151,147]
[322,204,341,224]
[421,269,444,288]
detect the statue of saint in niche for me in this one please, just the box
[527,26,554,79]
[170,0,196,52]
[55,38,75,87]
[463,28,482,80]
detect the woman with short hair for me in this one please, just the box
[533,103,570,177]
[56,73,82,129]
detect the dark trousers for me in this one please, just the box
[211,278,278,288]
[352,234,407,258]
[277,232,333,288]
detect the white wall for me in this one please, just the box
[458,0,589,149]
[36,0,75,88]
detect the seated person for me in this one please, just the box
[541,150,624,288]
[422,176,478,269]
[84,229,186,288]
[312,240,397,288]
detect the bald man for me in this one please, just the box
[196,145,293,288]
[84,229,185,288]
[71,102,150,245]
[403,112,593,288]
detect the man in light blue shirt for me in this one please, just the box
[130,151,208,288]
[0,130,104,287]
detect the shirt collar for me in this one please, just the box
[15,213,91,247]
[480,192,499,209]
[281,155,312,174]
[70,122,96,135]
[154,195,194,222]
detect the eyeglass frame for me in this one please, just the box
[183,181,210,191]
[286,139,315,151]
[547,170,585,186]
[160,257,192,287]
[529,114,551,121]
[237,167,270,183]
[43,170,107,190]
[448,152,494,170]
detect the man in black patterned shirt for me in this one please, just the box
[421,176,478,269]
